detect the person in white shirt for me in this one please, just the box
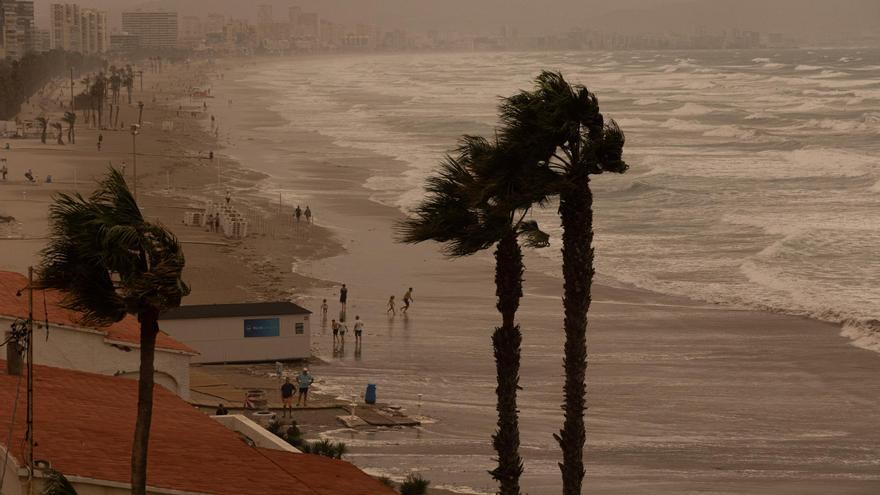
[353,315,364,344]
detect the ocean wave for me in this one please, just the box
[632,97,665,106]
[840,319,880,353]
[795,64,823,71]
[762,63,786,70]
[752,57,772,63]
[669,103,715,116]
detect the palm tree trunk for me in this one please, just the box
[131,309,159,495]
[490,232,524,495]
[556,173,593,495]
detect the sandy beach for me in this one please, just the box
[2,55,879,494]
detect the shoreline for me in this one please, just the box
[2,56,879,494]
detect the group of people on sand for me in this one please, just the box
[294,205,312,224]
[388,287,414,315]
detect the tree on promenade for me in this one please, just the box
[62,111,77,144]
[499,71,628,495]
[37,168,190,495]
[36,116,48,143]
[399,136,552,495]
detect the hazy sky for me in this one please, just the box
[34,0,880,37]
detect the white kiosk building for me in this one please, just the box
[159,302,311,363]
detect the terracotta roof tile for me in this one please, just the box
[0,271,196,354]
[0,362,396,495]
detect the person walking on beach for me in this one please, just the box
[321,299,328,318]
[294,205,302,223]
[225,190,231,205]
[338,320,348,344]
[339,284,348,311]
[97,133,103,151]
[296,368,314,407]
[1,160,7,181]
[402,287,414,314]
[331,318,339,342]
[304,206,312,224]
[353,315,364,344]
[281,377,295,417]
[387,295,396,315]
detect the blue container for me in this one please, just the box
[364,384,377,404]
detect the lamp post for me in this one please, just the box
[130,124,140,200]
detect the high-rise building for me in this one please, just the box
[257,4,273,25]
[121,11,178,49]
[50,3,108,54]
[0,0,35,60]
[204,13,225,35]
[298,12,319,39]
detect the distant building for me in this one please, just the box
[0,271,195,398]
[179,15,202,48]
[298,12,319,39]
[109,32,139,52]
[204,12,225,34]
[49,3,108,54]
[0,0,35,60]
[0,362,397,495]
[160,302,312,363]
[121,10,178,49]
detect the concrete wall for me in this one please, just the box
[160,314,310,363]
[1,317,191,400]
[211,414,300,453]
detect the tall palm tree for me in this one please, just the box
[499,71,628,495]
[399,136,551,495]
[36,116,48,144]
[52,122,64,145]
[37,168,190,495]
[62,111,77,144]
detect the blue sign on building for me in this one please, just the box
[244,318,281,338]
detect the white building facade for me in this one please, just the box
[160,302,311,363]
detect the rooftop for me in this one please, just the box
[161,301,311,320]
[0,362,395,495]
[0,271,196,355]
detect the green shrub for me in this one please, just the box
[399,473,430,495]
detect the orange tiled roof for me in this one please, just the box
[0,271,196,354]
[0,362,396,495]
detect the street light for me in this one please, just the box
[130,124,140,201]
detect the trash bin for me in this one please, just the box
[364,384,377,404]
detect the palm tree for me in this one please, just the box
[62,111,77,144]
[41,469,79,495]
[499,71,628,495]
[399,136,550,495]
[37,168,190,495]
[52,122,64,145]
[36,116,48,144]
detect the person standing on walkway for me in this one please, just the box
[304,206,312,223]
[294,205,302,223]
[387,295,396,315]
[339,284,348,311]
[281,377,295,417]
[321,299,328,318]
[353,316,364,344]
[215,403,229,415]
[296,368,314,407]
[402,287,414,314]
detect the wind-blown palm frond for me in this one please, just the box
[37,167,190,325]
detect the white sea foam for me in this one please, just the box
[840,320,880,353]
[795,64,823,71]
[752,57,772,63]
[632,97,664,106]
[669,102,715,116]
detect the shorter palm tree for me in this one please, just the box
[398,136,551,495]
[62,111,77,144]
[36,116,48,144]
[52,122,64,145]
